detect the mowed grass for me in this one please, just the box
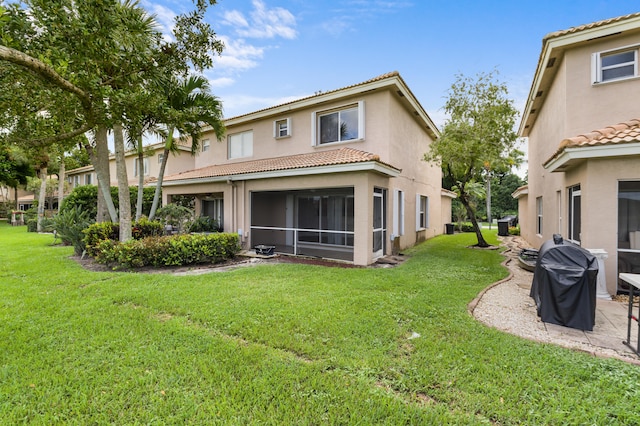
[0,223,639,424]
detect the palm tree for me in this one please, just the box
[148,75,225,220]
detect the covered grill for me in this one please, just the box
[530,235,599,331]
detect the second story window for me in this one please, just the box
[228,130,253,159]
[158,153,164,164]
[202,139,210,152]
[312,101,364,146]
[274,118,291,138]
[593,47,638,83]
[134,158,149,177]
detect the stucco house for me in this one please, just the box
[162,72,453,266]
[515,13,640,295]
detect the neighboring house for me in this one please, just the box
[515,13,640,295]
[162,72,453,266]
[66,141,196,189]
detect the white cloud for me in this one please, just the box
[208,77,235,88]
[214,36,265,72]
[222,0,297,40]
[221,93,312,118]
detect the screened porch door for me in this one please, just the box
[373,188,386,259]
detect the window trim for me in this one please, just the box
[536,196,543,236]
[592,45,639,84]
[416,194,429,230]
[568,185,581,244]
[134,157,149,177]
[228,130,253,160]
[201,139,211,152]
[274,118,291,139]
[392,189,404,238]
[311,100,365,146]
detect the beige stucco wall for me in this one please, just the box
[186,87,445,256]
[523,28,640,295]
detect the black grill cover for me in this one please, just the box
[529,237,598,331]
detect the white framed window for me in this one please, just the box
[568,185,581,243]
[134,158,149,177]
[392,189,405,238]
[536,196,543,235]
[202,139,210,152]
[158,153,164,164]
[85,173,92,185]
[311,101,365,146]
[228,131,253,159]
[73,175,79,186]
[416,195,429,230]
[274,118,291,138]
[592,46,638,83]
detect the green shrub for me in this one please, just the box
[94,233,240,269]
[132,217,164,239]
[61,185,157,220]
[26,218,37,232]
[460,222,475,232]
[155,203,193,233]
[83,222,119,257]
[40,217,55,233]
[52,206,94,255]
[508,225,520,236]
[188,215,220,233]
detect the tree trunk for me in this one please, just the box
[85,126,117,222]
[113,123,132,242]
[460,196,489,247]
[148,128,174,221]
[37,166,47,232]
[135,137,144,221]
[57,157,65,212]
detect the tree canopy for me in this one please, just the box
[425,70,521,247]
[0,0,224,239]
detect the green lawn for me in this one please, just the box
[0,223,638,424]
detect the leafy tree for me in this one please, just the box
[0,144,35,208]
[425,71,520,247]
[0,0,224,241]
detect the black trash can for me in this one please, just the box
[497,219,509,236]
[530,235,598,331]
[445,223,455,235]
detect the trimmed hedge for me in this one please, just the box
[94,233,240,269]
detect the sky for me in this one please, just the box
[141,0,639,129]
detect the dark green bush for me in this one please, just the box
[94,233,240,269]
[83,222,119,257]
[52,206,94,255]
[26,218,37,232]
[188,215,220,233]
[508,225,520,236]
[40,217,56,233]
[132,217,164,239]
[61,185,157,220]
[155,204,193,233]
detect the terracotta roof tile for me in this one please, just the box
[543,12,640,42]
[545,118,640,165]
[164,147,398,182]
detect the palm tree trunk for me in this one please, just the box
[57,157,65,212]
[148,129,174,220]
[114,123,132,242]
[135,137,144,221]
[37,165,47,232]
[85,126,118,222]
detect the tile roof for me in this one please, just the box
[164,147,399,182]
[545,118,640,165]
[543,12,640,42]
[224,72,401,121]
